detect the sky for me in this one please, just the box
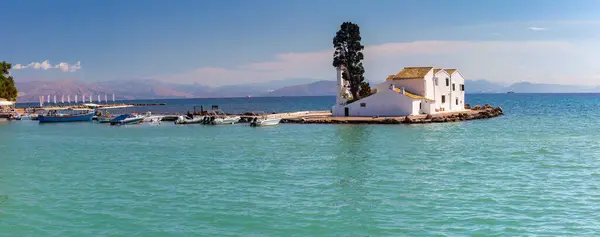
[3,0,600,87]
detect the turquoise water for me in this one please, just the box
[3,94,600,236]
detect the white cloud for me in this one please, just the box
[164,40,600,87]
[13,60,82,72]
[528,26,547,31]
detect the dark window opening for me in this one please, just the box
[461,84,465,91]
[452,83,455,91]
[456,98,458,105]
[446,78,449,86]
[420,102,422,109]
[360,103,366,107]
[441,95,446,103]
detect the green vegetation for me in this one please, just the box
[332,21,372,101]
[0,61,18,101]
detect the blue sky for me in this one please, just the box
[3,0,600,86]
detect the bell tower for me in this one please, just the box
[336,67,349,105]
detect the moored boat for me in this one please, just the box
[249,111,281,127]
[109,113,144,125]
[38,108,95,123]
[142,111,164,123]
[250,117,281,127]
[175,115,204,124]
[202,110,240,125]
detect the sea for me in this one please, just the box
[2,94,600,236]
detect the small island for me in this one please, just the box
[284,21,504,125]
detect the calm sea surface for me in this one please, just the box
[3,94,600,236]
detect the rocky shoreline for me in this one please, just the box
[281,105,504,125]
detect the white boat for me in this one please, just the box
[203,110,240,125]
[249,111,281,126]
[20,114,34,120]
[251,117,281,126]
[211,116,241,125]
[175,115,204,124]
[142,112,164,123]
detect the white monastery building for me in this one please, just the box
[332,66,466,116]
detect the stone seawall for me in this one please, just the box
[281,105,503,125]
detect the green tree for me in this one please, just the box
[332,22,371,101]
[0,61,18,101]
[358,81,373,98]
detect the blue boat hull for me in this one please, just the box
[38,112,95,123]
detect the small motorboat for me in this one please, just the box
[98,116,115,123]
[19,114,35,120]
[109,113,144,125]
[250,117,281,127]
[142,111,164,123]
[248,111,281,127]
[202,110,240,125]
[175,115,204,125]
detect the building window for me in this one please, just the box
[461,84,465,91]
[446,78,449,86]
[452,83,455,91]
[456,97,458,105]
[360,103,366,107]
[420,102,422,109]
[435,78,438,86]
[441,95,446,103]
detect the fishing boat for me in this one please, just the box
[175,115,204,125]
[202,110,240,125]
[109,113,144,125]
[249,112,281,127]
[38,108,95,123]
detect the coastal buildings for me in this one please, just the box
[0,98,15,112]
[332,67,466,116]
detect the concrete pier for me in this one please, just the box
[278,105,503,124]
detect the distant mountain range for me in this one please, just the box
[15,78,325,102]
[14,78,600,102]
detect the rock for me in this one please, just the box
[432,117,444,122]
[472,105,481,110]
[383,118,400,124]
[465,104,471,109]
[403,116,413,124]
[425,114,433,119]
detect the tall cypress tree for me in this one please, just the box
[332,22,369,101]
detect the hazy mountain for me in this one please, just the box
[264,80,336,97]
[14,78,329,101]
[15,78,600,102]
[505,82,593,93]
[465,79,505,93]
